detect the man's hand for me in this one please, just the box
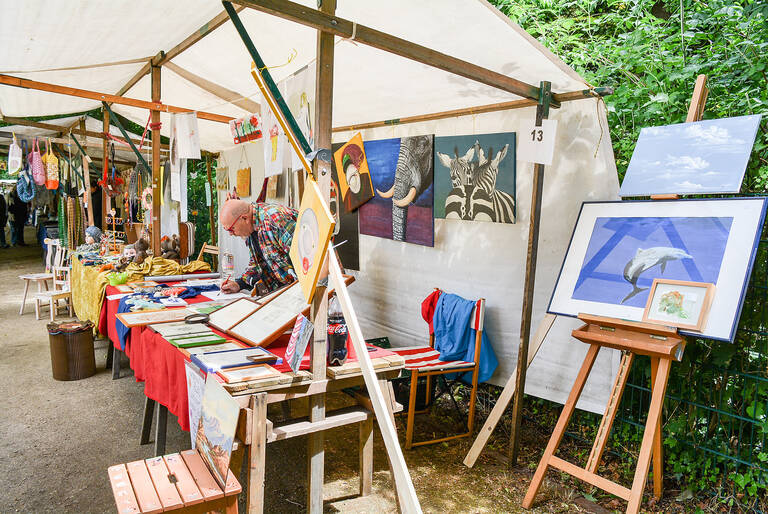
[221,280,241,294]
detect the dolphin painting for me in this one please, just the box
[621,247,693,303]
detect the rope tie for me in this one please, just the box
[149,122,162,130]
[590,89,606,159]
[256,48,298,72]
[341,22,359,45]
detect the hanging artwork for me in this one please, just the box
[284,63,315,170]
[619,114,762,197]
[229,112,263,145]
[262,93,286,178]
[330,143,360,270]
[290,180,335,303]
[215,159,229,190]
[434,132,516,223]
[548,198,768,342]
[195,374,239,489]
[359,135,434,247]
[175,112,201,160]
[236,146,251,197]
[333,133,374,213]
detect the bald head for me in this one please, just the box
[220,199,253,238]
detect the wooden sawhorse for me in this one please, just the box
[523,314,685,514]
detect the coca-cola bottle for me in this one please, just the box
[327,295,348,366]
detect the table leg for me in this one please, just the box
[112,346,122,380]
[154,404,168,456]
[626,358,671,514]
[105,341,113,370]
[140,397,155,445]
[19,280,29,315]
[307,396,325,513]
[359,417,373,496]
[248,393,267,514]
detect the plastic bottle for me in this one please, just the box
[327,295,348,366]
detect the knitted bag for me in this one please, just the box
[29,138,45,185]
[16,170,36,202]
[43,139,60,190]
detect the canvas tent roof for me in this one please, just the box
[0,0,620,412]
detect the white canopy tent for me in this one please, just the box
[0,0,619,412]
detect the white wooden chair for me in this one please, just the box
[34,266,72,321]
[18,238,60,315]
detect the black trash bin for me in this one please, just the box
[47,321,96,381]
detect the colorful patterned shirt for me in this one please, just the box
[235,202,298,293]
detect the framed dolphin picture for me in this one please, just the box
[548,198,767,342]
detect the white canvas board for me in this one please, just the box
[184,360,205,448]
[187,342,244,355]
[194,347,277,372]
[150,321,212,338]
[619,115,762,197]
[549,198,767,341]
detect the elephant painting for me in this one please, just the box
[359,135,435,247]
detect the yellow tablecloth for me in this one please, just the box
[70,257,211,330]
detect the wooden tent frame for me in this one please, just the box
[0,2,612,511]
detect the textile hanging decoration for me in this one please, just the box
[141,187,153,212]
[30,138,45,185]
[174,112,201,160]
[8,133,22,175]
[43,138,60,190]
[216,159,229,190]
[236,146,251,196]
[58,195,68,248]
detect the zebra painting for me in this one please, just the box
[435,133,517,223]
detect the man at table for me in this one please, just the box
[219,198,298,296]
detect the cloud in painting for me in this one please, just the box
[665,155,709,170]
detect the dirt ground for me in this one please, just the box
[0,228,600,513]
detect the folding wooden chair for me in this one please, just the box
[34,266,72,321]
[196,242,219,268]
[392,290,486,449]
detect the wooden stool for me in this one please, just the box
[523,314,684,514]
[108,450,241,514]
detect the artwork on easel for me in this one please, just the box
[195,374,239,489]
[548,198,768,341]
[360,135,434,246]
[331,142,360,270]
[333,133,374,213]
[434,132,516,223]
[619,114,762,197]
[289,179,335,303]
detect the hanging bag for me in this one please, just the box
[16,170,36,203]
[43,138,60,190]
[30,137,45,185]
[8,133,22,175]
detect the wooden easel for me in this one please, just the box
[523,314,684,513]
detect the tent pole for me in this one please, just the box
[509,81,553,465]
[102,108,109,231]
[150,64,162,255]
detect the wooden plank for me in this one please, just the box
[269,406,370,442]
[102,107,109,230]
[522,343,601,509]
[359,417,374,496]
[163,453,205,507]
[549,456,631,501]
[180,449,225,500]
[107,464,141,514]
[125,460,164,514]
[151,65,162,255]
[685,74,708,123]
[145,456,184,510]
[577,313,679,337]
[233,0,540,102]
[464,313,554,467]
[586,351,634,473]
[116,62,150,98]
[627,358,671,513]
[571,326,683,359]
[224,470,243,496]
[0,74,233,124]
[650,358,664,500]
[329,249,422,513]
[166,62,259,113]
[510,81,553,464]
[247,393,267,513]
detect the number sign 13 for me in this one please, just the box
[518,119,558,166]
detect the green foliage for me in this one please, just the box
[489,0,768,506]
[186,159,217,259]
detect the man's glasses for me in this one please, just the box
[225,214,247,235]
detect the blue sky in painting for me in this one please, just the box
[572,216,732,308]
[619,114,761,196]
[363,137,434,208]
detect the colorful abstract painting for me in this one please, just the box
[434,132,516,223]
[195,375,239,489]
[359,135,434,247]
[333,133,374,212]
[331,142,360,270]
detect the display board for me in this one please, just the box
[548,198,767,341]
[208,298,260,332]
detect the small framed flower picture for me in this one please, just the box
[642,279,715,332]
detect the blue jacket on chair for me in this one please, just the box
[432,293,498,384]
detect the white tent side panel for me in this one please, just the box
[334,99,620,414]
